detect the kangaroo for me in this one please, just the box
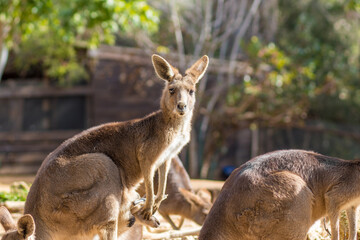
[0,206,35,240]
[138,156,212,230]
[24,54,209,239]
[199,149,360,240]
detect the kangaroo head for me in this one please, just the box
[0,207,35,240]
[178,188,212,225]
[152,54,209,117]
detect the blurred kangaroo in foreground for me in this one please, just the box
[138,156,212,230]
[200,149,360,240]
[0,206,35,240]
[24,54,209,239]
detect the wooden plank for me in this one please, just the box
[0,152,46,164]
[94,94,161,103]
[0,165,39,175]
[0,175,35,185]
[0,86,93,99]
[0,130,80,141]
[0,143,60,153]
[94,102,159,113]
[190,179,224,191]
[93,106,158,122]
[88,46,151,65]
[9,98,23,133]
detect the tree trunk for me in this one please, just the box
[228,0,263,86]
[0,44,9,81]
[0,21,9,81]
[189,130,199,178]
[170,0,186,69]
[251,123,259,158]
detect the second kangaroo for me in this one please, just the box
[24,54,209,239]
[200,149,360,240]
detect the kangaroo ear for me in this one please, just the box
[179,187,194,203]
[17,214,35,239]
[185,55,209,83]
[0,206,16,231]
[179,187,203,206]
[196,188,212,204]
[152,54,179,82]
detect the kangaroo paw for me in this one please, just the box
[127,216,136,227]
[133,212,160,228]
[131,197,146,214]
[153,194,168,214]
[131,197,160,228]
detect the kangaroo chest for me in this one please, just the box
[155,130,190,169]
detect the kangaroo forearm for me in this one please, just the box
[144,178,155,208]
[156,160,171,199]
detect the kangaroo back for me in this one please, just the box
[199,149,360,240]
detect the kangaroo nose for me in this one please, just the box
[177,103,186,111]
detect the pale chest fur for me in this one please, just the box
[155,121,191,169]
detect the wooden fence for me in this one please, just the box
[0,82,92,174]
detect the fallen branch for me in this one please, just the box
[143,226,201,239]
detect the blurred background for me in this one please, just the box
[0,0,359,180]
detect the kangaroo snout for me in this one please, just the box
[177,102,187,112]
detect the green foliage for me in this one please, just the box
[0,0,52,47]
[277,0,360,125]
[226,36,314,126]
[347,0,360,11]
[44,0,159,47]
[15,31,89,86]
[0,183,29,202]
[1,0,159,85]
[1,0,159,45]
[224,0,360,127]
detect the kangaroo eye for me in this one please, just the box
[189,90,194,95]
[169,88,175,94]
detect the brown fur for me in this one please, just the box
[24,54,209,239]
[0,206,35,240]
[199,149,360,240]
[138,156,212,229]
[117,224,142,240]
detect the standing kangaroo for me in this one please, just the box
[0,206,35,240]
[199,149,360,240]
[24,54,209,239]
[138,156,212,230]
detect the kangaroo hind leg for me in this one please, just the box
[346,206,358,240]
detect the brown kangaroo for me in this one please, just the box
[0,206,35,240]
[24,54,209,239]
[199,149,360,240]
[138,156,212,230]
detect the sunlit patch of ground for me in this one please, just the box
[307,212,360,240]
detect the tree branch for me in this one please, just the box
[228,0,263,86]
[193,0,213,58]
[170,0,186,69]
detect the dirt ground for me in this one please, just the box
[0,175,35,191]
